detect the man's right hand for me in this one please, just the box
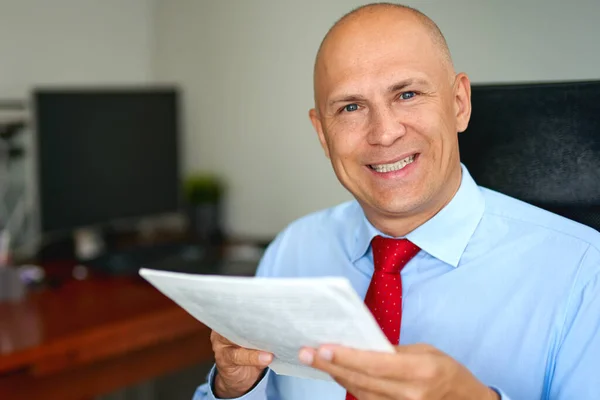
[211,331,274,398]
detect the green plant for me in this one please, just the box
[183,173,225,205]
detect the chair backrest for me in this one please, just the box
[458,80,600,231]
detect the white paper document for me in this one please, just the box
[139,268,394,381]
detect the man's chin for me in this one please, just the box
[362,197,423,219]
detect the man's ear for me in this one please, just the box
[453,73,472,133]
[309,108,331,159]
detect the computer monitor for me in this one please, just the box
[459,80,600,231]
[33,87,181,235]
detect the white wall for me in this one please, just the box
[155,0,600,238]
[0,0,154,99]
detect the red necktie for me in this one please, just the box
[346,236,420,400]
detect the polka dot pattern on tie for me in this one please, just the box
[364,236,420,345]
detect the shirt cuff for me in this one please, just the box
[193,365,271,400]
[490,385,512,400]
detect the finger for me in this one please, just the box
[310,345,421,380]
[224,346,273,367]
[210,331,274,367]
[210,331,237,346]
[300,347,402,399]
[210,331,237,356]
[396,343,438,354]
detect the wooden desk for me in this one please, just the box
[0,274,214,400]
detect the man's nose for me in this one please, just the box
[366,106,407,146]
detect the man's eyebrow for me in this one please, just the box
[327,78,431,107]
[327,94,366,108]
[387,78,430,93]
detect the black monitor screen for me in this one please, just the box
[458,80,600,230]
[34,88,180,233]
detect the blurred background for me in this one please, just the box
[0,0,599,399]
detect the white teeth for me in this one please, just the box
[371,155,415,173]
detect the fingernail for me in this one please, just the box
[318,347,334,361]
[298,349,314,365]
[259,353,272,364]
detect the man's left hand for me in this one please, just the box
[298,344,499,400]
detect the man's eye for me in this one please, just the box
[344,104,359,112]
[400,91,417,100]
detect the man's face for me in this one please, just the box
[310,16,471,223]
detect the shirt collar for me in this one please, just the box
[351,164,485,268]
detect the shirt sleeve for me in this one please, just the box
[193,365,273,400]
[548,246,600,399]
[490,386,513,400]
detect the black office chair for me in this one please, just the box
[458,80,600,231]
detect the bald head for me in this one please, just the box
[313,3,455,110]
[317,4,453,67]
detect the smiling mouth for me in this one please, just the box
[369,154,416,173]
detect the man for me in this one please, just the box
[195,3,600,400]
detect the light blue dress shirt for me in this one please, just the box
[194,165,600,400]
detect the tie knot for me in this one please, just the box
[371,235,420,274]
